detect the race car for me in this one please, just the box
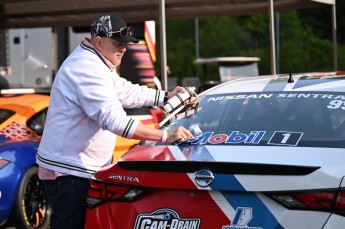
[0,93,50,229]
[85,71,345,229]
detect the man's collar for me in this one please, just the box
[80,38,115,70]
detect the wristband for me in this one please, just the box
[161,130,168,142]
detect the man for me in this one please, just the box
[36,15,195,229]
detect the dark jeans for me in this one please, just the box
[43,176,90,229]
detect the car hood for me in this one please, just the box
[94,144,344,192]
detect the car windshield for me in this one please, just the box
[161,91,345,148]
[0,108,15,124]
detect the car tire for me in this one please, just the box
[5,166,51,229]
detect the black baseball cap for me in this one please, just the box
[90,15,139,44]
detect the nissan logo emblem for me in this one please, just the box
[194,169,214,187]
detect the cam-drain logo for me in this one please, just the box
[134,208,200,229]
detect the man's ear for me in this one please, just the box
[90,36,102,49]
[91,36,102,49]
[95,37,103,49]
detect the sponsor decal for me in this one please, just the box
[327,99,345,111]
[207,93,345,102]
[108,173,139,183]
[134,208,200,229]
[207,94,273,102]
[185,131,265,145]
[276,93,345,99]
[222,207,262,229]
[268,131,303,146]
[182,131,305,146]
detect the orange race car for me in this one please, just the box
[0,93,50,229]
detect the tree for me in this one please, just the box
[155,3,343,82]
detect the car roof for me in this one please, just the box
[0,93,49,105]
[202,72,345,95]
[0,93,49,114]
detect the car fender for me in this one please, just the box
[0,141,39,223]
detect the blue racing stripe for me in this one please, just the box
[210,174,246,191]
[178,145,215,161]
[222,191,284,229]
[293,75,345,89]
[263,78,288,92]
[197,153,284,228]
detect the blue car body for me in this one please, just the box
[0,93,49,227]
[0,141,39,224]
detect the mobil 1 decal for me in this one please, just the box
[185,131,265,145]
[268,131,303,146]
[134,208,200,229]
[184,131,304,146]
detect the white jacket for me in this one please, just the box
[36,38,165,178]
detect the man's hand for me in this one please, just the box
[168,86,198,105]
[168,86,186,99]
[166,126,195,144]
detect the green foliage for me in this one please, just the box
[155,20,196,83]
[166,20,196,81]
[155,4,343,81]
[199,17,250,57]
[339,44,345,69]
[278,11,333,73]
[280,27,333,73]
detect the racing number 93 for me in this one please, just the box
[327,100,345,110]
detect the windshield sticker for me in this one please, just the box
[134,208,200,229]
[276,93,345,99]
[267,131,303,146]
[327,100,345,110]
[222,207,262,229]
[207,93,345,102]
[186,131,265,145]
[207,94,273,102]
